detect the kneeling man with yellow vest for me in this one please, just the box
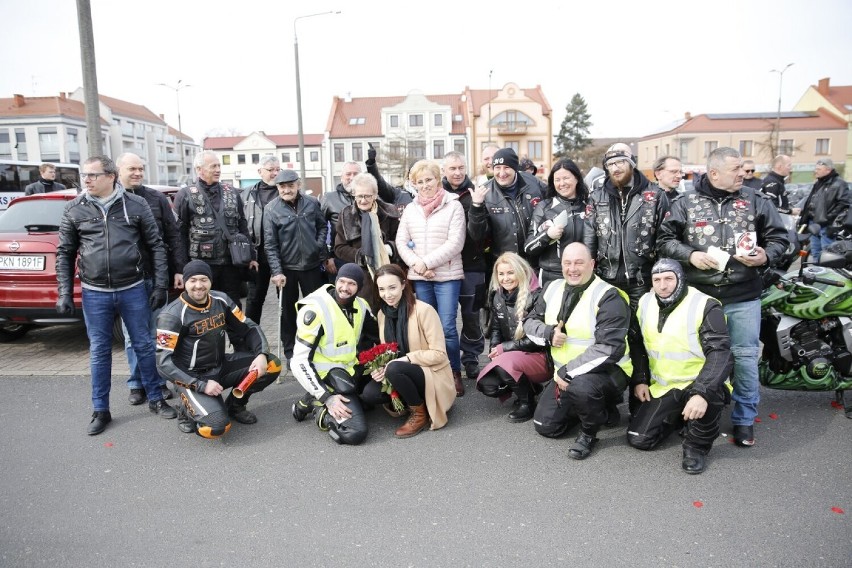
[290,264,379,445]
[524,243,635,460]
[628,258,733,474]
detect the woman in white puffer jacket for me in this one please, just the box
[396,159,466,396]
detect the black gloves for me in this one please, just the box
[150,288,167,310]
[367,142,376,162]
[56,295,75,316]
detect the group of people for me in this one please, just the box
[57,141,851,476]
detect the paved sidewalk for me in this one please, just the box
[0,285,287,377]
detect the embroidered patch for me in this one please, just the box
[642,191,656,203]
[733,199,748,210]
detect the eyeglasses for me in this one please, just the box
[354,195,375,201]
[605,159,628,170]
[82,172,110,180]
[262,167,281,173]
[743,169,755,173]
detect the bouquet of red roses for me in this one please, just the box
[358,342,406,413]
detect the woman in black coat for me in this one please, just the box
[524,159,589,286]
[334,173,402,310]
[476,252,549,423]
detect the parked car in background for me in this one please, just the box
[0,190,82,341]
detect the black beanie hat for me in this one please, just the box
[492,148,519,172]
[336,263,364,292]
[183,260,213,281]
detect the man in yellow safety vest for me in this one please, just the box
[524,242,635,460]
[628,258,733,474]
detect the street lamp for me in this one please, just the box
[294,10,340,185]
[770,63,793,154]
[157,80,191,183]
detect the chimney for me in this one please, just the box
[817,77,830,96]
[59,92,66,101]
[13,94,24,107]
[159,114,165,120]
[684,111,692,121]
[344,91,352,103]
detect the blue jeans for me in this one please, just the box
[413,279,462,371]
[82,283,163,411]
[123,278,166,390]
[723,299,761,425]
[808,227,833,262]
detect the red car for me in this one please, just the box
[0,190,83,341]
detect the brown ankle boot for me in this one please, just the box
[395,403,429,438]
[453,370,465,397]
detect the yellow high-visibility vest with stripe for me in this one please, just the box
[296,286,367,379]
[637,287,714,397]
[543,277,632,379]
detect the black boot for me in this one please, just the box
[507,377,536,423]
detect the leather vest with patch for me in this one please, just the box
[188,184,239,263]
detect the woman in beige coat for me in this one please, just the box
[364,264,456,438]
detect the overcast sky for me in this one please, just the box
[3,0,850,145]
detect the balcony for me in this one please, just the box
[496,121,528,134]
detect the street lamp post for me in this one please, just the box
[157,80,191,183]
[770,63,793,154]
[294,11,339,185]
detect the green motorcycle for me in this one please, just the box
[759,240,852,418]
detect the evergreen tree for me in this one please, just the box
[554,93,592,160]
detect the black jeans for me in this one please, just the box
[210,263,244,310]
[279,268,325,359]
[245,253,272,323]
[533,368,627,438]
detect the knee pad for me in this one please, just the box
[196,410,232,439]
[325,368,357,395]
[626,431,655,451]
[265,354,283,376]
[327,413,368,445]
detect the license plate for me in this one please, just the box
[0,255,46,271]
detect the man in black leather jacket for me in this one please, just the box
[56,155,177,435]
[468,148,545,262]
[799,157,851,261]
[173,150,257,309]
[760,155,791,213]
[657,146,788,448]
[584,145,669,309]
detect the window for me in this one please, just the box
[453,139,465,154]
[739,140,753,157]
[703,141,718,157]
[434,114,443,127]
[348,117,366,125]
[779,139,794,156]
[296,151,302,164]
[310,151,319,162]
[389,141,402,158]
[528,141,543,160]
[371,142,380,156]
[222,155,231,165]
[66,128,80,162]
[334,143,345,162]
[122,121,134,137]
[433,140,444,159]
[0,130,10,159]
[15,129,27,160]
[281,152,290,163]
[654,146,659,159]
[409,141,426,159]
[409,114,424,127]
[237,154,246,165]
[678,140,689,161]
[491,110,534,133]
[815,138,830,155]
[352,143,363,162]
[38,127,60,161]
[506,141,519,153]
[390,115,399,128]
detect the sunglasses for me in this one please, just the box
[743,169,755,173]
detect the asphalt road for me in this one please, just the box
[0,296,850,567]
